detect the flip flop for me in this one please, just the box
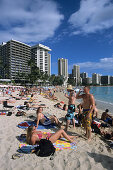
[12,153,24,160]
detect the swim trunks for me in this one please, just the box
[66,104,75,120]
[104,118,112,125]
[82,109,92,129]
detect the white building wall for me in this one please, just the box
[31,44,51,75]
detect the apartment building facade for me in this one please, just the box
[31,44,51,76]
[80,72,88,79]
[92,73,101,85]
[58,58,68,78]
[72,65,80,85]
[0,40,31,79]
[101,75,110,85]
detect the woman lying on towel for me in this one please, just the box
[26,125,75,145]
[36,107,62,128]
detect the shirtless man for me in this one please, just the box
[76,86,95,141]
[65,89,76,131]
[101,109,113,126]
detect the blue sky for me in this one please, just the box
[0,0,113,77]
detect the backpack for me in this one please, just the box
[35,139,56,157]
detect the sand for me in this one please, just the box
[0,90,113,170]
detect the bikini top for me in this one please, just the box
[37,132,51,140]
[37,133,43,140]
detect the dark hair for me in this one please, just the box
[63,104,67,110]
[36,107,42,114]
[24,101,28,105]
[31,94,33,97]
[85,86,90,90]
[105,109,109,112]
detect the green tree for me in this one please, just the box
[49,75,64,86]
[28,59,41,85]
[68,77,76,86]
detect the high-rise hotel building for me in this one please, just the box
[0,40,31,79]
[31,44,51,76]
[58,58,68,78]
[92,73,101,85]
[72,65,80,85]
[80,72,88,79]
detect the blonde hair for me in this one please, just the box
[26,125,34,145]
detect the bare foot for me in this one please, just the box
[87,138,91,143]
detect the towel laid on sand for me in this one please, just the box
[0,111,8,115]
[17,121,55,129]
[17,133,77,153]
[19,140,77,153]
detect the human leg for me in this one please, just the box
[72,118,75,128]
[65,119,70,131]
[49,129,73,143]
[86,112,92,140]
[50,116,61,127]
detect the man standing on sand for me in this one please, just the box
[76,86,95,141]
[65,85,76,131]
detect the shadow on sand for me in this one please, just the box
[87,152,113,170]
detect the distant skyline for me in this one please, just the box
[0,0,113,76]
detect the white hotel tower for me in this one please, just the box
[58,58,68,78]
[31,44,51,75]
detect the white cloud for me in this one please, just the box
[69,57,113,74]
[0,0,64,43]
[68,0,113,34]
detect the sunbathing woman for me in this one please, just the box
[36,107,62,128]
[26,125,75,145]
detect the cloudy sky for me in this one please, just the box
[0,0,113,76]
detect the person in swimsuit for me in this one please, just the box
[26,125,75,145]
[101,109,113,126]
[76,86,95,141]
[36,107,62,128]
[65,85,76,131]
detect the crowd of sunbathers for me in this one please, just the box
[1,85,113,145]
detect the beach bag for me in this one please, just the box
[7,112,12,116]
[91,124,100,134]
[35,139,56,157]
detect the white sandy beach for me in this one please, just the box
[0,90,113,170]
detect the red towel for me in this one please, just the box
[18,122,29,127]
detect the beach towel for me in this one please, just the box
[19,140,77,152]
[17,121,55,129]
[0,111,8,115]
[17,132,77,153]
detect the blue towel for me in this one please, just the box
[18,145,38,154]
[17,121,55,129]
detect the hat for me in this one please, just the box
[67,85,73,91]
